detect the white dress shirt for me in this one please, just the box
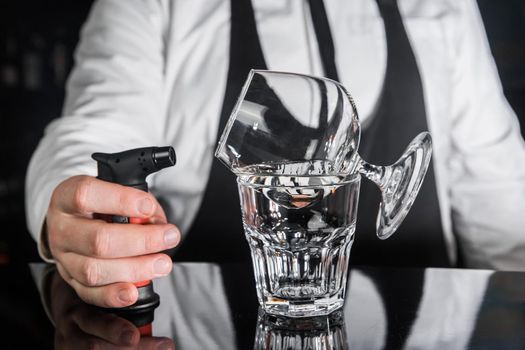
[26,0,525,270]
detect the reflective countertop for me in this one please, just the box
[2,262,525,349]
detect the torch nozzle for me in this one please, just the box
[153,146,176,169]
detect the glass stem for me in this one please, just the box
[357,159,391,191]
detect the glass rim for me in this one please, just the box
[236,173,361,189]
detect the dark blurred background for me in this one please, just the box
[0,0,524,264]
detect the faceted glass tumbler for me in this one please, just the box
[238,174,360,317]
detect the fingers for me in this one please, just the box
[52,266,170,349]
[51,268,138,347]
[52,175,158,218]
[49,175,178,310]
[60,252,172,288]
[72,280,139,308]
[56,330,173,350]
[55,215,180,258]
[57,262,138,307]
[55,324,100,350]
[73,309,140,347]
[73,309,175,349]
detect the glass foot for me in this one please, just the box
[358,132,433,239]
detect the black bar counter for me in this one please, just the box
[2,262,525,349]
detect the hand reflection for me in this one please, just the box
[47,268,175,349]
[254,309,348,350]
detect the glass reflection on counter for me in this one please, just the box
[254,309,348,350]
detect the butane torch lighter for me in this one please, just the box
[92,146,176,314]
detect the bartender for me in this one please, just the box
[25,0,525,308]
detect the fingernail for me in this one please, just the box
[118,288,134,304]
[138,198,154,216]
[154,258,171,275]
[164,228,179,247]
[120,330,136,345]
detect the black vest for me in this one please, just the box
[174,0,450,268]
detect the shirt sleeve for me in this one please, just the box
[25,0,167,260]
[448,0,525,270]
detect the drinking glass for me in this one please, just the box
[215,70,432,317]
[239,174,359,317]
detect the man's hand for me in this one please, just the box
[47,175,181,308]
